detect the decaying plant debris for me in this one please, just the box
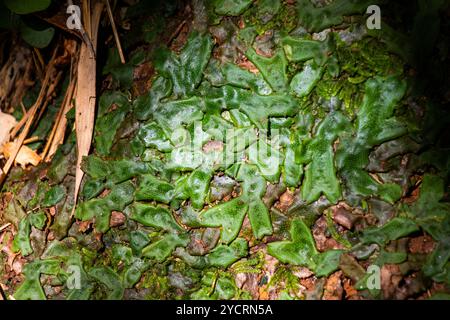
[1,0,450,300]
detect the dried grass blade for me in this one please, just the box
[72,0,104,213]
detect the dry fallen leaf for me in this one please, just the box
[44,77,77,161]
[110,211,126,227]
[408,235,435,254]
[259,287,269,300]
[73,0,104,213]
[343,278,360,300]
[237,58,259,74]
[323,271,343,300]
[0,111,17,146]
[275,189,294,212]
[0,230,20,274]
[1,141,41,168]
[332,205,360,230]
[381,264,403,299]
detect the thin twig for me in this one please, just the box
[20,101,26,115]
[36,69,64,123]
[105,0,125,64]
[41,94,68,159]
[31,52,42,79]
[0,223,11,232]
[0,50,58,187]
[168,19,187,46]
[42,77,76,160]
[10,107,30,138]
[22,136,40,145]
[33,48,45,69]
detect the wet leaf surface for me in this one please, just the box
[2,0,450,300]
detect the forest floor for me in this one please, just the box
[1,0,450,300]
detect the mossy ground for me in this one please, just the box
[1,0,450,300]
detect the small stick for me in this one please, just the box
[41,96,68,159]
[105,0,125,64]
[0,50,57,187]
[42,78,76,160]
[31,52,43,78]
[10,107,30,138]
[36,70,64,123]
[168,19,187,46]
[0,223,11,232]
[23,136,40,145]
[82,0,91,39]
[33,48,45,69]
[20,101,27,115]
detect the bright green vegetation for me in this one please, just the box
[2,0,450,300]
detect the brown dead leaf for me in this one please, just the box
[49,206,56,217]
[303,277,326,300]
[420,282,447,300]
[238,17,245,29]
[312,215,348,251]
[325,238,346,250]
[44,76,77,161]
[0,49,55,186]
[169,20,189,53]
[408,235,435,254]
[47,231,55,242]
[94,231,103,242]
[54,39,78,66]
[0,111,17,146]
[35,3,84,42]
[332,205,360,230]
[0,45,34,113]
[369,172,384,184]
[339,253,366,282]
[300,277,316,291]
[381,264,403,299]
[0,231,20,273]
[274,189,294,212]
[1,142,42,168]
[110,211,126,227]
[99,189,111,198]
[343,278,360,300]
[237,58,259,74]
[239,273,260,299]
[259,287,269,300]
[133,62,154,96]
[292,267,313,279]
[239,215,253,243]
[77,220,93,233]
[403,184,421,204]
[11,257,25,275]
[255,47,272,58]
[312,216,328,251]
[254,31,274,58]
[323,271,343,300]
[73,1,104,214]
[394,272,426,300]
